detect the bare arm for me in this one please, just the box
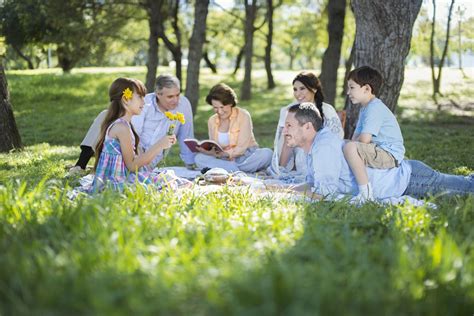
[355,132,372,144]
[279,142,292,167]
[110,123,176,171]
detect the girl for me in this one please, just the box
[268,71,344,181]
[194,83,272,173]
[89,77,188,192]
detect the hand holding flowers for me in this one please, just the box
[161,111,186,161]
[165,111,186,135]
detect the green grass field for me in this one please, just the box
[0,67,473,314]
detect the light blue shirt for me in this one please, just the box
[131,93,195,167]
[355,98,405,163]
[306,128,411,199]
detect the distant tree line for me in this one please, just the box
[6,0,471,152]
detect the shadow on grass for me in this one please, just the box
[209,198,474,315]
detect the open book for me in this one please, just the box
[184,138,224,153]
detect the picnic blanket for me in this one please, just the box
[69,166,436,208]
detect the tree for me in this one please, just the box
[206,5,244,73]
[0,0,48,69]
[430,0,456,105]
[143,0,165,92]
[273,4,326,71]
[48,0,127,73]
[1,0,129,73]
[263,0,281,90]
[0,64,22,152]
[319,0,346,106]
[202,50,217,73]
[233,45,245,75]
[344,0,422,138]
[185,0,210,115]
[241,0,258,101]
[157,1,183,82]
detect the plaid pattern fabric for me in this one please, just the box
[89,118,189,193]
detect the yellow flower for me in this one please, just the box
[176,112,185,124]
[164,111,175,120]
[122,87,133,101]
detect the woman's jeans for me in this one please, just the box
[195,147,273,173]
[404,160,474,198]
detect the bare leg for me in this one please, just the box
[343,141,369,185]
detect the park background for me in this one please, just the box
[0,0,473,315]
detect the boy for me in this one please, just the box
[343,66,405,201]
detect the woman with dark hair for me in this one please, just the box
[194,83,273,173]
[268,71,343,181]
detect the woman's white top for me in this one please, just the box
[217,132,230,147]
[268,102,344,180]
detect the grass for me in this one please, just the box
[0,67,473,314]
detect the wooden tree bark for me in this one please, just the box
[241,0,258,101]
[158,1,183,82]
[185,0,210,116]
[170,2,183,83]
[344,0,422,138]
[203,51,217,74]
[0,65,22,152]
[320,0,346,106]
[264,0,276,90]
[144,0,164,92]
[430,0,456,105]
[341,39,355,97]
[12,45,34,70]
[232,45,245,76]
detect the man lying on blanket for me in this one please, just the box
[279,102,474,201]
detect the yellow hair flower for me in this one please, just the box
[122,87,133,101]
[176,112,185,124]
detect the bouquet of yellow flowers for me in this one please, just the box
[161,111,186,162]
[165,111,185,135]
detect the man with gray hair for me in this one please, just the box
[69,74,195,173]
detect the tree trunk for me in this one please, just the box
[344,0,422,138]
[185,0,210,116]
[144,0,163,92]
[430,0,455,107]
[320,0,346,106]
[264,0,276,90]
[12,45,34,70]
[232,45,245,76]
[0,64,22,152]
[170,1,182,83]
[56,46,75,73]
[203,51,217,74]
[341,39,355,97]
[429,0,438,102]
[289,49,295,70]
[241,0,258,101]
[156,1,182,83]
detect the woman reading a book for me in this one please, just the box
[194,83,273,173]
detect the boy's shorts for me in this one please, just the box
[355,142,398,169]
